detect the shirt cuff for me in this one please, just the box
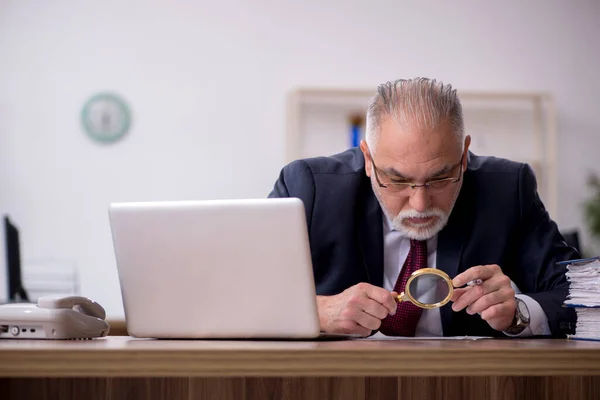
[502,294,551,337]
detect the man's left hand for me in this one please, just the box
[451,264,516,331]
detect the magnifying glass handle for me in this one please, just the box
[395,292,407,303]
[466,279,483,286]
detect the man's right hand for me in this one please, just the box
[316,282,398,337]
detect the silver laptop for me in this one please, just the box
[108,197,347,339]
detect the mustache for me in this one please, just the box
[396,209,446,219]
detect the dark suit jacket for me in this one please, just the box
[268,147,578,337]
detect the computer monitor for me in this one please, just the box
[2,216,28,303]
[0,216,7,303]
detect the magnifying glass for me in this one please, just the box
[395,268,483,309]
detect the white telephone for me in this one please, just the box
[0,295,110,339]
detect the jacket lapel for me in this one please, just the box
[437,169,473,335]
[357,178,384,287]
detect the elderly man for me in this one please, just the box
[269,78,577,338]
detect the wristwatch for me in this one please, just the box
[504,297,530,335]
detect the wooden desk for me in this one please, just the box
[1,337,599,400]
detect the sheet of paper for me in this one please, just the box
[357,332,492,340]
[565,260,600,307]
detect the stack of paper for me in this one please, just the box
[563,257,600,341]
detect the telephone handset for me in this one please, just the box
[37,295,106,320]
[0,295,110,339]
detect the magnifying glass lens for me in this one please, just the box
[408,274,451,305]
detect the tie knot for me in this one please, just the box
[410,239,428,259]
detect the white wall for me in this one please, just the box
[1,0,599,318]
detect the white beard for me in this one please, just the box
[371,179,461,241]
[390,208,449,241]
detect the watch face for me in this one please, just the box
[517,299,530,320]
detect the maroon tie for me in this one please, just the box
[379,239,428,336]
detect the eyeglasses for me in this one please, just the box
[368,151,465,197]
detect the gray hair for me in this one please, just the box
[365,78,464,151]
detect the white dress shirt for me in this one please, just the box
[381,216,551,337]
